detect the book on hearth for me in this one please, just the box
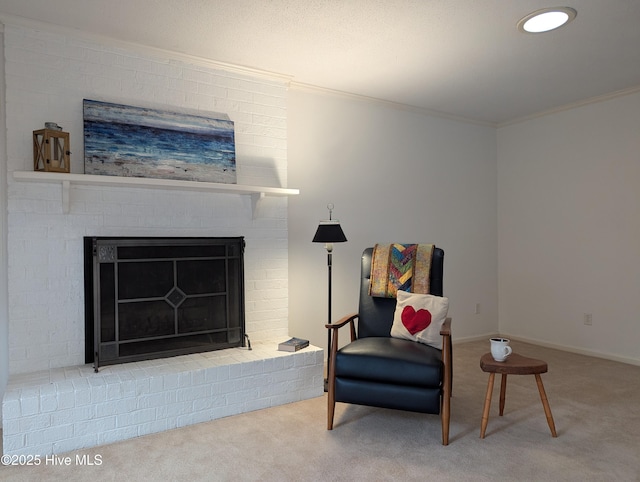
[278,337,309,352]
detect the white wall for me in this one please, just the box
[5,16,637,439]
[497,92,640,364]
[287,89,499,352]
[1,22,292,387]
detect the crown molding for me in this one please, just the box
[498,84,640,128]
[289,80,496,127]
[3,14,491,126]
[0,14,293,85]
[5,14,638,129]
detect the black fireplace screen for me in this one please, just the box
[84,237,245,370]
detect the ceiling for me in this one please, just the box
[1,0,640,125]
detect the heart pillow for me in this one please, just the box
[390,290,449,349]
[401,305,432,335]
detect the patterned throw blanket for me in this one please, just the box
[369,243,434,298]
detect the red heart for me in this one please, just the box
[401,305,432,335]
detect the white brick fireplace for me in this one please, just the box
[1,22,322,455]
[3,341,323,456]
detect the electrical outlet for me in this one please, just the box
[584,313,593,326]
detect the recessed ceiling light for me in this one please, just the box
[517,7,577,33]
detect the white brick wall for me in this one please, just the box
[3,341,324,456]
[3,24,292,375]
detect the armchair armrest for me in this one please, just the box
[440,317,452,337]
[326,313,358,341]
[325,313,359,368]
[325,313,358,332]
[326,312,358,344]
[440,316,453,444]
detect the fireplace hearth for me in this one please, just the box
[84,236,245,370]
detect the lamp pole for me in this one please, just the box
[325,243,333,392]
[312,204,347,393]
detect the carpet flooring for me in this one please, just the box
[1,339,639,481]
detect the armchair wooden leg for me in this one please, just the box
[327,387,335,430]
[441,391,450,445]
[440,332,452,445]
[441,336,452,445]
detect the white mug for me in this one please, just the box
[490,337,512,362]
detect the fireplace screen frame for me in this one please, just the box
[84,236,245,370]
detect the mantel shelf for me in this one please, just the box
[12,171,299,217]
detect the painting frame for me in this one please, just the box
[83,99,236,184]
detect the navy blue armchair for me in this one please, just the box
[325,247,452,445]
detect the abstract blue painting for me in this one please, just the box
[83,99,236,184]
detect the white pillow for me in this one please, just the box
[390,290,449,349]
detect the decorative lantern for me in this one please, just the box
[33,128,70,173]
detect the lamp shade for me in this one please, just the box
[312,221,347,243]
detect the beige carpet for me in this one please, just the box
[1,339,639,481]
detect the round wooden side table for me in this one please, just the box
[479,352,557,438]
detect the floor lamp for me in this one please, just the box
[312,204,347,392]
